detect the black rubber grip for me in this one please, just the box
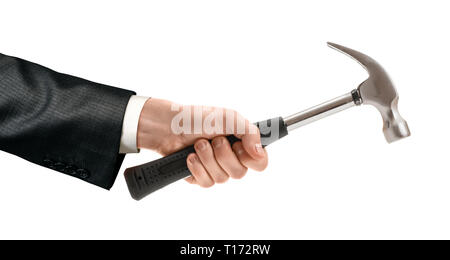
[124,117,288,200]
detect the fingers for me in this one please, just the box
[186,137,269,187]
[224,111,264,161]
[232,141,268,171]
[185,108,269,188]
[184,176,196,184]
[194,139,229,183]
[185,136,248,187]
[211,136,248,179]
[186,154,214,188]
[240,124,266,160]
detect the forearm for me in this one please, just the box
[0,53,135,189]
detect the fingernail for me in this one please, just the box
[196,141,206,151]
[236,148,244,155]
[255,143,264,155]
[212,138,223,148]
[189,155,197,163]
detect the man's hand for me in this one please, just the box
[136,98,268,187]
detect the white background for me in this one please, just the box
[0,0,448,239]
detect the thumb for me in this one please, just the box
[241,124,265,160]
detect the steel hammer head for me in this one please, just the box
[327,42,411,143]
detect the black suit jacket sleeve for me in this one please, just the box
[0,53,136,189]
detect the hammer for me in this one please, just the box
[124,42,411,200]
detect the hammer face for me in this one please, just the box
[381,98,411,143]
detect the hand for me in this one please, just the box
[137,98,268,187]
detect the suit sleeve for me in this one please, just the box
[0,53,136,189]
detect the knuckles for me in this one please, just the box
[199,180,214,188]
[194,138,210,154]
[230,167,248,179]
[190,135,268,187]
[213,174,229,184]
[211,136,227,148]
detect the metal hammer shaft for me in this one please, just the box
[284,90,361,132]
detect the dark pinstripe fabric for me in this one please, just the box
[0,53,135,189]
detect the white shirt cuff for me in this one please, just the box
[119,95,150,154]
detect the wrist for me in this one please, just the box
[137,98,178,153]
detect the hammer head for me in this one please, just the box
[327,42,411,143]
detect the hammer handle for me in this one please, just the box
[124,117,288,200]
